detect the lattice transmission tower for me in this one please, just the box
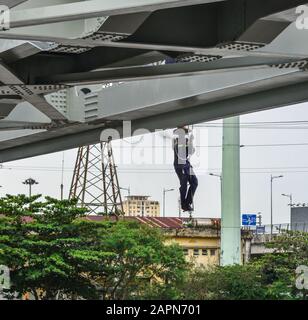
[69,140,124,215]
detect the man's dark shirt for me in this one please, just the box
[173,136,194,166]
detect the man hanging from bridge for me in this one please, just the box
[173,126,198,212]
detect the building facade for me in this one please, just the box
[291,206,308,231]
[122,196,160,217]
[165,227,221,267]
[84,216,251,268]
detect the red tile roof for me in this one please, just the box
[84,215,184,229]
[85,216,221,229]
[1,213,220,230]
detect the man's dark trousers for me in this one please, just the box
[174,162,198,210]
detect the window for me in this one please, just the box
[183,249,189,256]
[193,249,199,256]
[202,249,208,256]
[210,249,216,256]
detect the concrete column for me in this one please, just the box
[221,116,241,266]
[244,238,252,264]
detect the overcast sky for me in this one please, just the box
[1,102,308,226]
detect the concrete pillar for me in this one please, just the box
[244,238,252,264]
[221,116,242,266]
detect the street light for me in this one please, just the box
[22,178,39,197]
[60,152,65,201]
[0,164,3,190]
[257,212,262,226]
[120,187,131,215]
[209,173,222,180]
[281,193,293,206]
[270,175,283,237]
[120,186,131,197]
[163,188,174,217]
[209,173,222,210]
[282,193,293,227]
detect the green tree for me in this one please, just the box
[181,231,308,300]
[181,264,267,300]
[252,231,308,300]
[86,220,188,300]
[0,195,104,299]
[0,194,187,300]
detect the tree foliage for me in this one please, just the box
[0,194,187,300]
[252,231,308,300]
[181,264,267,300]
[181,231,308,300]
[1,194,307,300]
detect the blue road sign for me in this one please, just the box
[242,214,257,226]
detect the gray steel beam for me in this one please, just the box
[2,78,308,162]
[0,102,17,118]
[100,70,308,121]
[1,0,29,8]
[0,61,66,121]
[0,32,307,60]
[8,0,225,28]
[0,120,50,130]
[0,62,23,84]
[36,57,301,86]
[24,95,67,121]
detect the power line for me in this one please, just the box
[240,143,308,148]
[204,121,308,124]
[4,165,308,170]
[194,120,308,129]
[113,142,308,148]
[4,164,308,170]
[3,165,308,175]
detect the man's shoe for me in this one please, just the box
[186,204,193,212]
[182,204,193,212]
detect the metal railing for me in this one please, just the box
[244,223,308,235]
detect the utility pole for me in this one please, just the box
[221,116,241,266]
[0,164,3,193]
[257,212,262,226]
[270,175,283,237]
[60,152,65,200]
[120,187,131,215]
[178,197,181,218]
[163,188,174,217]
[22,178,39,197]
